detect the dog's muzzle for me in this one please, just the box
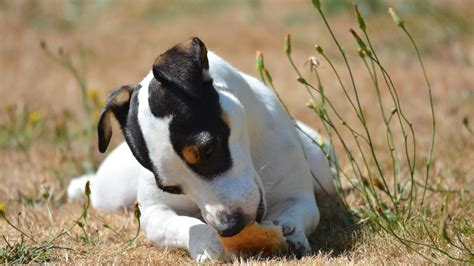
[214,188,265,237]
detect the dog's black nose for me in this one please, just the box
[216,211,246,237]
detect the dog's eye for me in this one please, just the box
[162,185,183,195]
[201,137,217,160]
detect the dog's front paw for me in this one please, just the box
[188,224,226,262]
[273,220,311,258]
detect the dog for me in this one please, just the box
[67,37,336,262]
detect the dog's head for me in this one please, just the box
[97,37,265,237]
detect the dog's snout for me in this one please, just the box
[216,211,247,237]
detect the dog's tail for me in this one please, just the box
[67,174,95,203]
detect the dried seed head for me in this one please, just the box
[371,178,385,191]
[256,51,264,72]
[349,28,369,53]
[361,176,370,187]
[284,34,291,56]
[76,221,84,228]
[296,76,307,84]
[311,0,321,10]
[40,40,47,49]
[4,104,13,114]
[388,8,404,28]
[314,44,324,54]
[354,4,366,31]
[40,183,51,200]
[306,56,320,73]
[134,202,141,220]
[306,99,316,109]
[85,180,91,197]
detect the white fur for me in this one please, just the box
[68,51,336,261]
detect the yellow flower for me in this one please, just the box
[28,111,41,124]
[3,104,13,114]
[87,89,98,99]
[0,203,5,217]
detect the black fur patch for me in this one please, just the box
[153,37,208,99]
[148,77,232,179]
[99,37,232,195]
[149,37,233,179]
[122,87,155,173]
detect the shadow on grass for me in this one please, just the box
[309,195,360,257]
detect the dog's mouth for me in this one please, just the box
[255,187,265,223]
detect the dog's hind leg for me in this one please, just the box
[295,121,337,199]
[67,142,142,211]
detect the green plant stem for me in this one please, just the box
[41,45,95,173]
[360,28,417,216]
[362,56,400,201]
[365,52,418,216]
[400,26,436,206]
[1,216,38,244]
[316,13,394,197]
[50,188,90,243]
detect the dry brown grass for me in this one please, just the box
[1,0,473,264]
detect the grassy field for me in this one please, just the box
[0,0,473,264]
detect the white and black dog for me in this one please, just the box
[68,37,336,262]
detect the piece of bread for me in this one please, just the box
[219,221,287,256]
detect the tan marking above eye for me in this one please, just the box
[221,111,231,127]
[182,145,200,164]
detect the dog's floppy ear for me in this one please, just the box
[152,37,209,99]
[97,85,135,153]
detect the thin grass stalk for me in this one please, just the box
[361,35,416,211]
[312,6,398,208]
[0,211,38,244]
[296,80,371,199]
[314,52,385,202]
[351,7,418,213]
[293,49,369,143]
[311,67,346,203]
[40,42,95,173]
[50,181,91,243]
[312,3,365,122]
[287,56,367,188]
[112,202,142,254]
[373,218,459,263]
[303,104,383,215]
[456,232,474,256]
[393,11,436,206]
[314,50,394,206]
[364,51,418,215]
[360,52,401,201]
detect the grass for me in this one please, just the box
[0,0,473,264]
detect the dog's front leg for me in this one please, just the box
[141,205,225,262]
[266,195,319,258]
